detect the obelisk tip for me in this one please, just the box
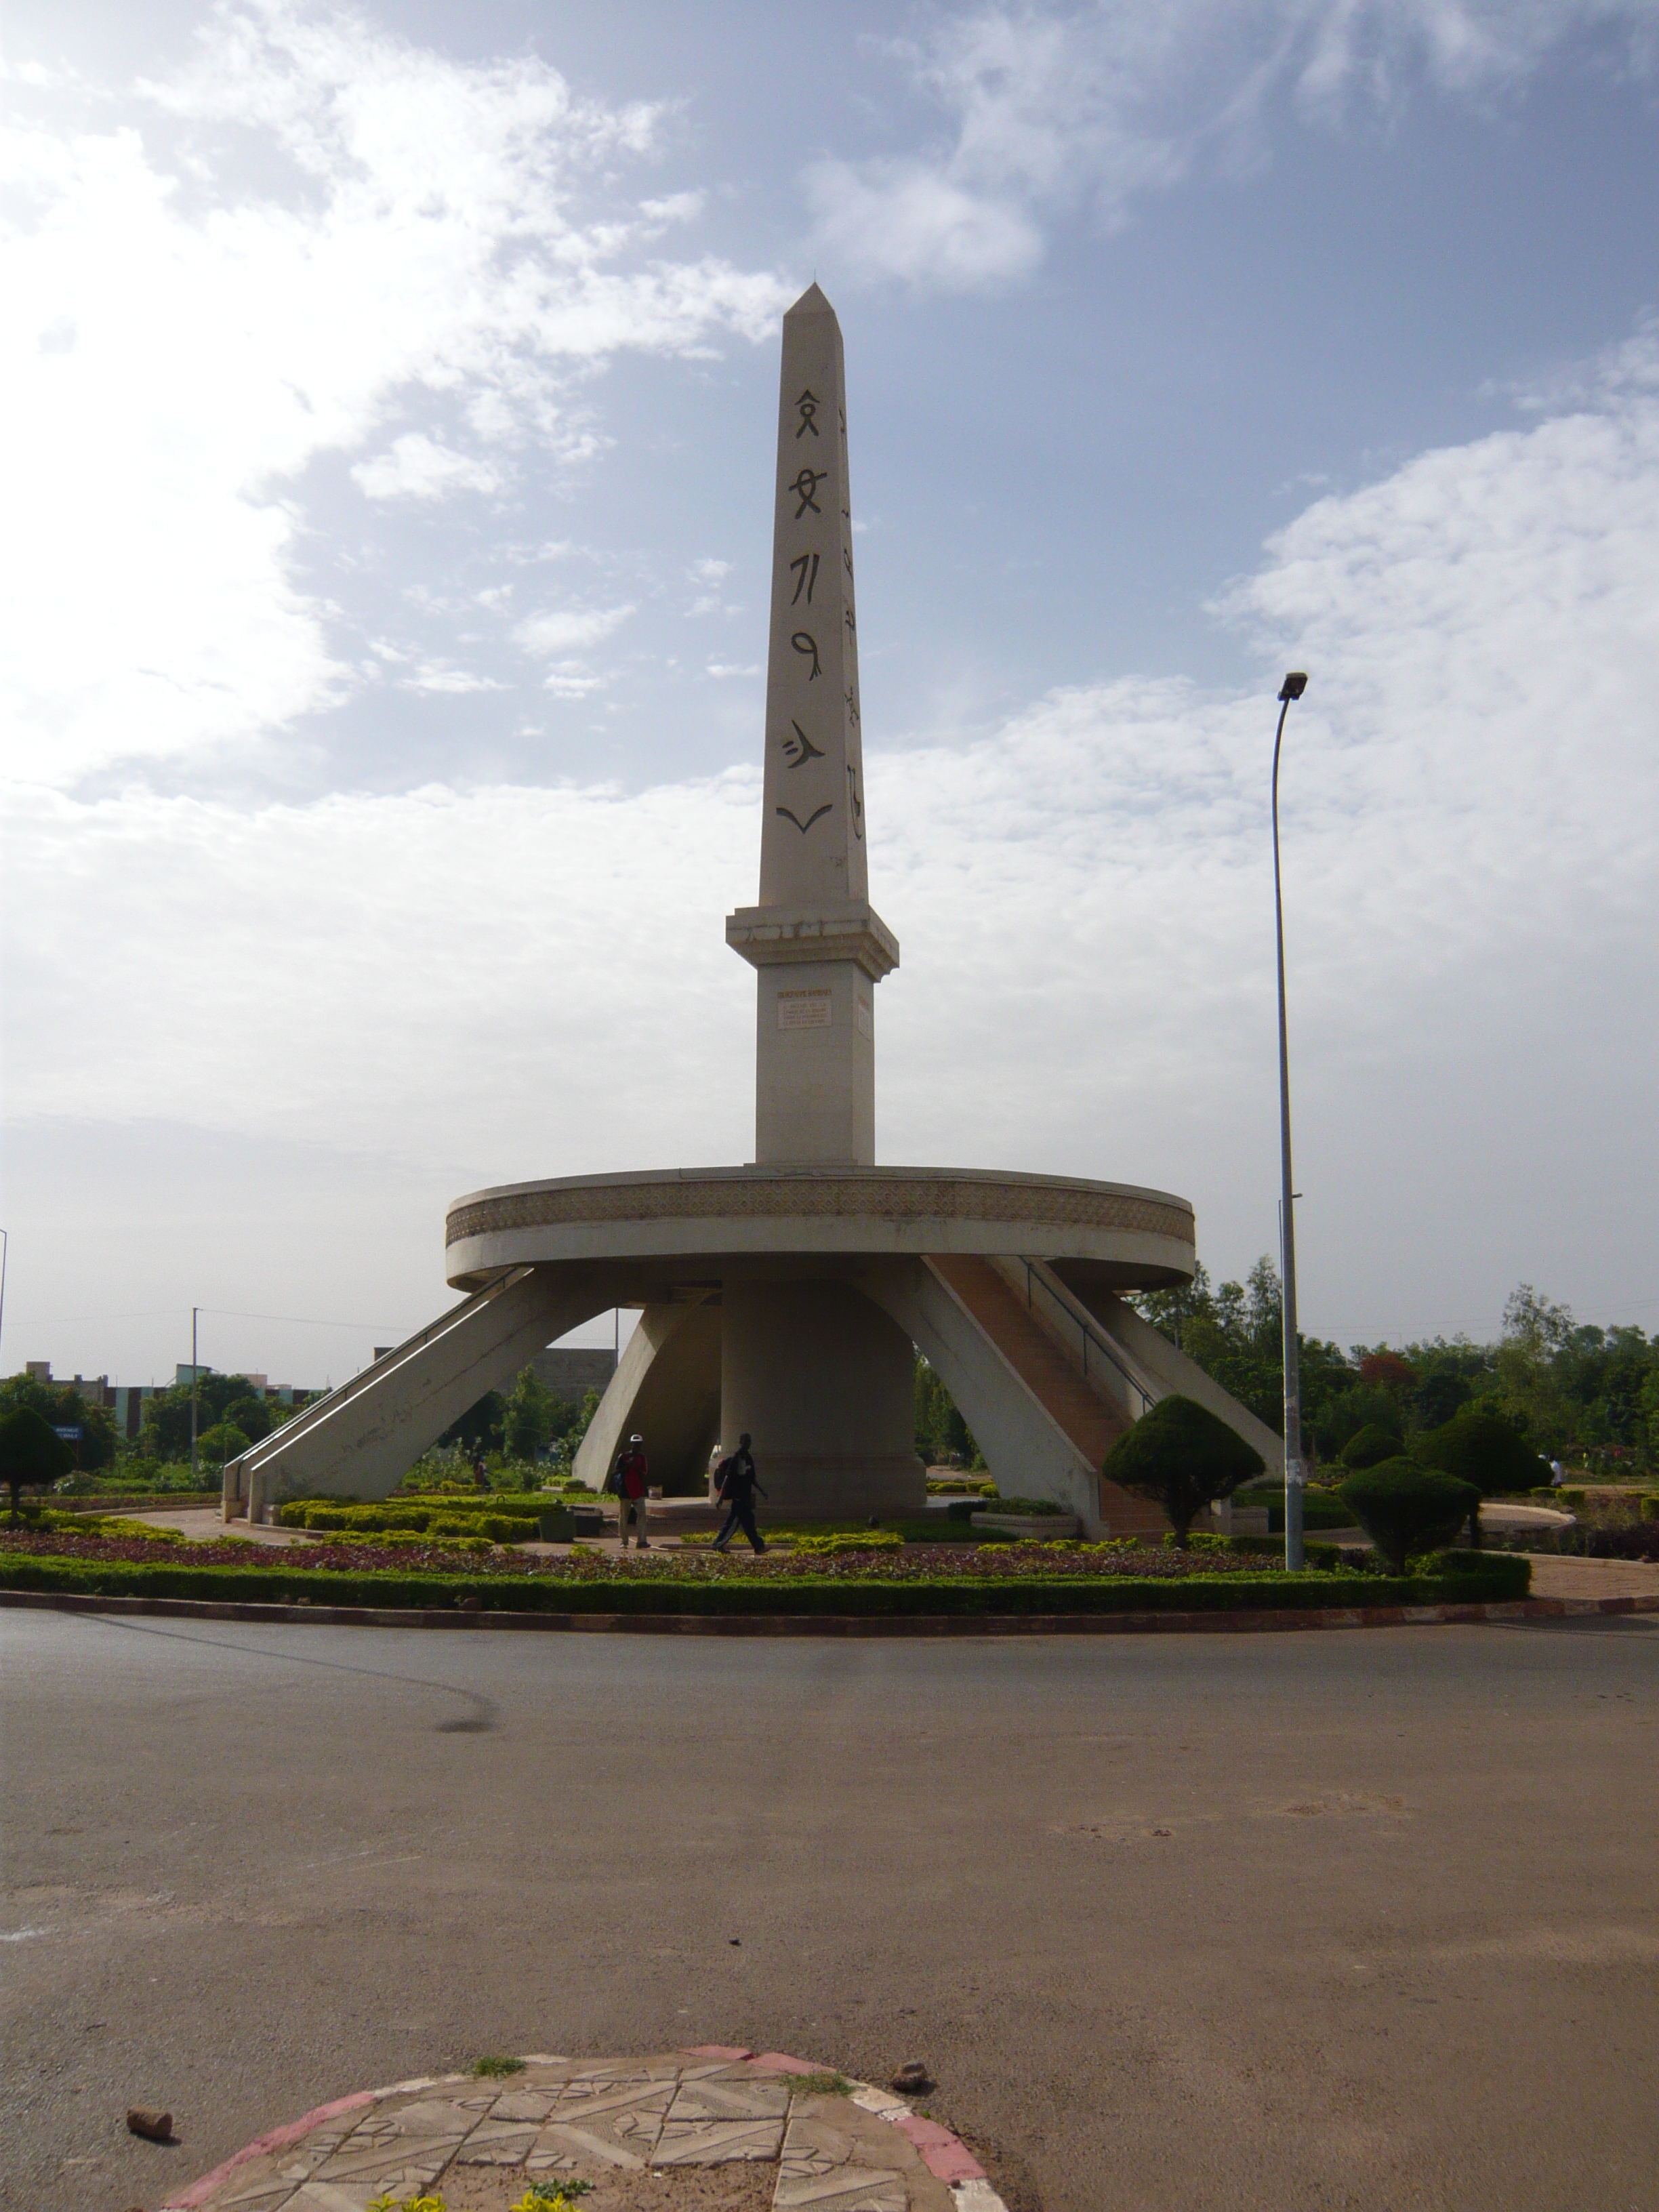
[786,280,836,319]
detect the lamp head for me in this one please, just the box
[1278,672,1308,703]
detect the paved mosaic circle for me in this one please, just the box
[160,2049,1008,2212]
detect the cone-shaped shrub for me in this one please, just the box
[1414,1409,1544,1496]
[1340,1422,1405,1471]
[1337,1458,1480,1574]
[1102,1395,1265,1546]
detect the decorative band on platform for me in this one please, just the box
[445,1172,1195,1249]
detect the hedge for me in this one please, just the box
[279,1501,539,1543]
[0,1551,1530,1616]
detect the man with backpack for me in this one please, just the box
[613,1433,651,1549]
[711,1432,766,1554]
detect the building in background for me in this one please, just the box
[530,1347,617,1406]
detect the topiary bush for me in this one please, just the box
[0,1408,75,1523]
[1102,1395,1266,1545]
[1414,1408,1547,1496]
[1340,1422,1406,1471]
[1337,1458,1481,1574]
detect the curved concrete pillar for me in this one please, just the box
[857,1256,1166,1540]
[228,1265,617,1516]
[573,1298,723,1495]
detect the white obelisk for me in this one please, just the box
[726,283,899,1165]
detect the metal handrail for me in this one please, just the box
[1021,1261,1155,1417]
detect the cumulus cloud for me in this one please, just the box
[351,433,502,501]
[7,336,1658,1347]
[0,2,791,786]
[514,605,637,657]
[811,1,1659,288]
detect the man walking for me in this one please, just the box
[614,1432,651,1549]
[711,1432,766,1554]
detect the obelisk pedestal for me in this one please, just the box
[722,283,922,1517]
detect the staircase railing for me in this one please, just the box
[1017,1259,1156,1418]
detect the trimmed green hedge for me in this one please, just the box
[278,1500,539,1543]
[1414,1549,1532,1600]
[0,1551,1530,1616]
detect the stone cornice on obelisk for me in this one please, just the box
[726,282,897,972]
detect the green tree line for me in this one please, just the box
[1134,1265,1658,1473]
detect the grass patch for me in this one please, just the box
[470,2054,527,2078]
[796,2070,855,2096]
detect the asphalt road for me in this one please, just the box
[3,1610,1656,2212]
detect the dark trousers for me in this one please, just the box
[714,1498,764,1552]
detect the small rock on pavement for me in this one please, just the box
[127,2106,174,2142]
[890,2062,934,2095]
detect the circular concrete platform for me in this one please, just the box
[157,2048,1003,2212]
[445,1164,1194,1290]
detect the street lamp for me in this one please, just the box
[1272,672,1309,1571]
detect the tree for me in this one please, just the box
[0,1373,118,1471]
[1340,1422,1405,1471]
[1101,1395,1264,1546]
[436,1390,506,1456]
[1337,1460,1480,1574]
[0,1407,74,1522]
[1359,1351,1415,1393]
[1415,1408,1547,1496]
[914,1357,975,1465]
[504,1366,557,1462]
[195,1422,251,1469]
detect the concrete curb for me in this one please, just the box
[158,2048,1008,2212]
[5,1584,1657,1634]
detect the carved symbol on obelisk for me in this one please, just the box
[792,468,827,518]
[782,720,824,768]
[795,388,821,438]
[847,767,864,840]
[844,687,859,726]
[791,631,822,679]
[776,803,832,834]
[790,552,820,606]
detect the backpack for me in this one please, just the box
[713,1454,737,1501]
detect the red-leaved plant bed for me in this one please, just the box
[0,1529,1330,1581]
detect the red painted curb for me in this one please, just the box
[163,2088,375,2209]
[3,1585,1656,1635]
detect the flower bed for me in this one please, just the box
[0,1530,1531,1614]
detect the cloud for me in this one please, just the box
[351,433,502,501]
[0,3,791,787]
[399,662,508,695]
[812,1,1659,288]
[514,605,636,655]
[7,334,1658,1346]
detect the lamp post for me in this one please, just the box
[1272,672,1309,1571]
[190,1306,199,1483]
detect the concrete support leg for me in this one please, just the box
[857,1257,1123,1537]
[226,1265,616,1511]
[573,1298,724,1495]
[719,1277,924,1521]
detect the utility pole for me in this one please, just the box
[190,1306,199,1483]
[1272,672,1309,1571]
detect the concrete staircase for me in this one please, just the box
[918,1256,1167,1538]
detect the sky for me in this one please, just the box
[2,0,1657,1389]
